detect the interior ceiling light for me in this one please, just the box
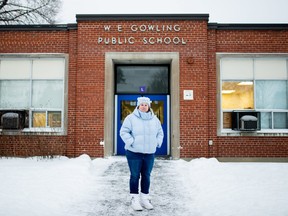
[237,81,253,85]
[222,90,236,94]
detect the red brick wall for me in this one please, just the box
[74,20,210,158]
[1,21,288,158]
[0,30,69,53]
[0,29,70,157]
[0,135,66,157]
[208,29,288,158]
[207,29,218,158]
[216,30,288,53]
[66,29,78,157]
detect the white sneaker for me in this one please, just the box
[130,194,143,211]
[140,193,154,210]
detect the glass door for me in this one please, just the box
[115,95,169,156]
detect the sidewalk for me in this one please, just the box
[85,157,196,216]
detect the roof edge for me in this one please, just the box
[208,23,288,30]
[76,14,210,21]
[0,24,77,31]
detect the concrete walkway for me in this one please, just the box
[85,157,197,216]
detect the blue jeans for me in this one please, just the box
[126,150,155,194]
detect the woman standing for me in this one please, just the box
[120,96,164,211]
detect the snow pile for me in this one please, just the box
[0,154,113,216]
[179,158,288,216]
[0,155,288,216]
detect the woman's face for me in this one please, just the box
[138,103,149,112]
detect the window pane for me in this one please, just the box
[116,66,169,94]
[32,80,63,108]
[120,100,164,124]
[222,81,254,109]
[255,59,287,80]
[0,80,30,108]
[32,111,46,127]
[256,81,287,109]
[151,100,164,124]
[221,58,253,79]
[0,59,31,79]
[48,111,61,127]
[274,112,288,129]
[223,112,232,129]
[261,112,272,129]
[32,59,64,79]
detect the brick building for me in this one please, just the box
[1,14,288,160]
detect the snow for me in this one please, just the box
[0,155,288,216]
[240,115,258,121]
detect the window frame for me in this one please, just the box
[217,53,288,136]
[0,54,68,135]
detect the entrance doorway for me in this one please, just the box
[115,95,169,155]
[104,52,180,159]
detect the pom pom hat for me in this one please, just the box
[137,97,152,107]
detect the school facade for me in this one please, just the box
[0,14,288,159]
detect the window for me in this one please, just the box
[115,65,169,94]
[0,55,67,133]
[219,55,288,133]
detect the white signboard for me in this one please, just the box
[184,90,193,100]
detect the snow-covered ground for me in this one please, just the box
[0,154,288,216]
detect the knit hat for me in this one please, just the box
[137,97,152,107]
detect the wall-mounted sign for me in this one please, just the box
[184,90,193,100]
[97,24,187,45]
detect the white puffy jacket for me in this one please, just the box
[120,108,164,154]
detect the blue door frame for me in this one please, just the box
[115,95,169,156]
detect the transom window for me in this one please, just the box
[219,55,288,133]
[115,65,169,94]
[0,55,67,133]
